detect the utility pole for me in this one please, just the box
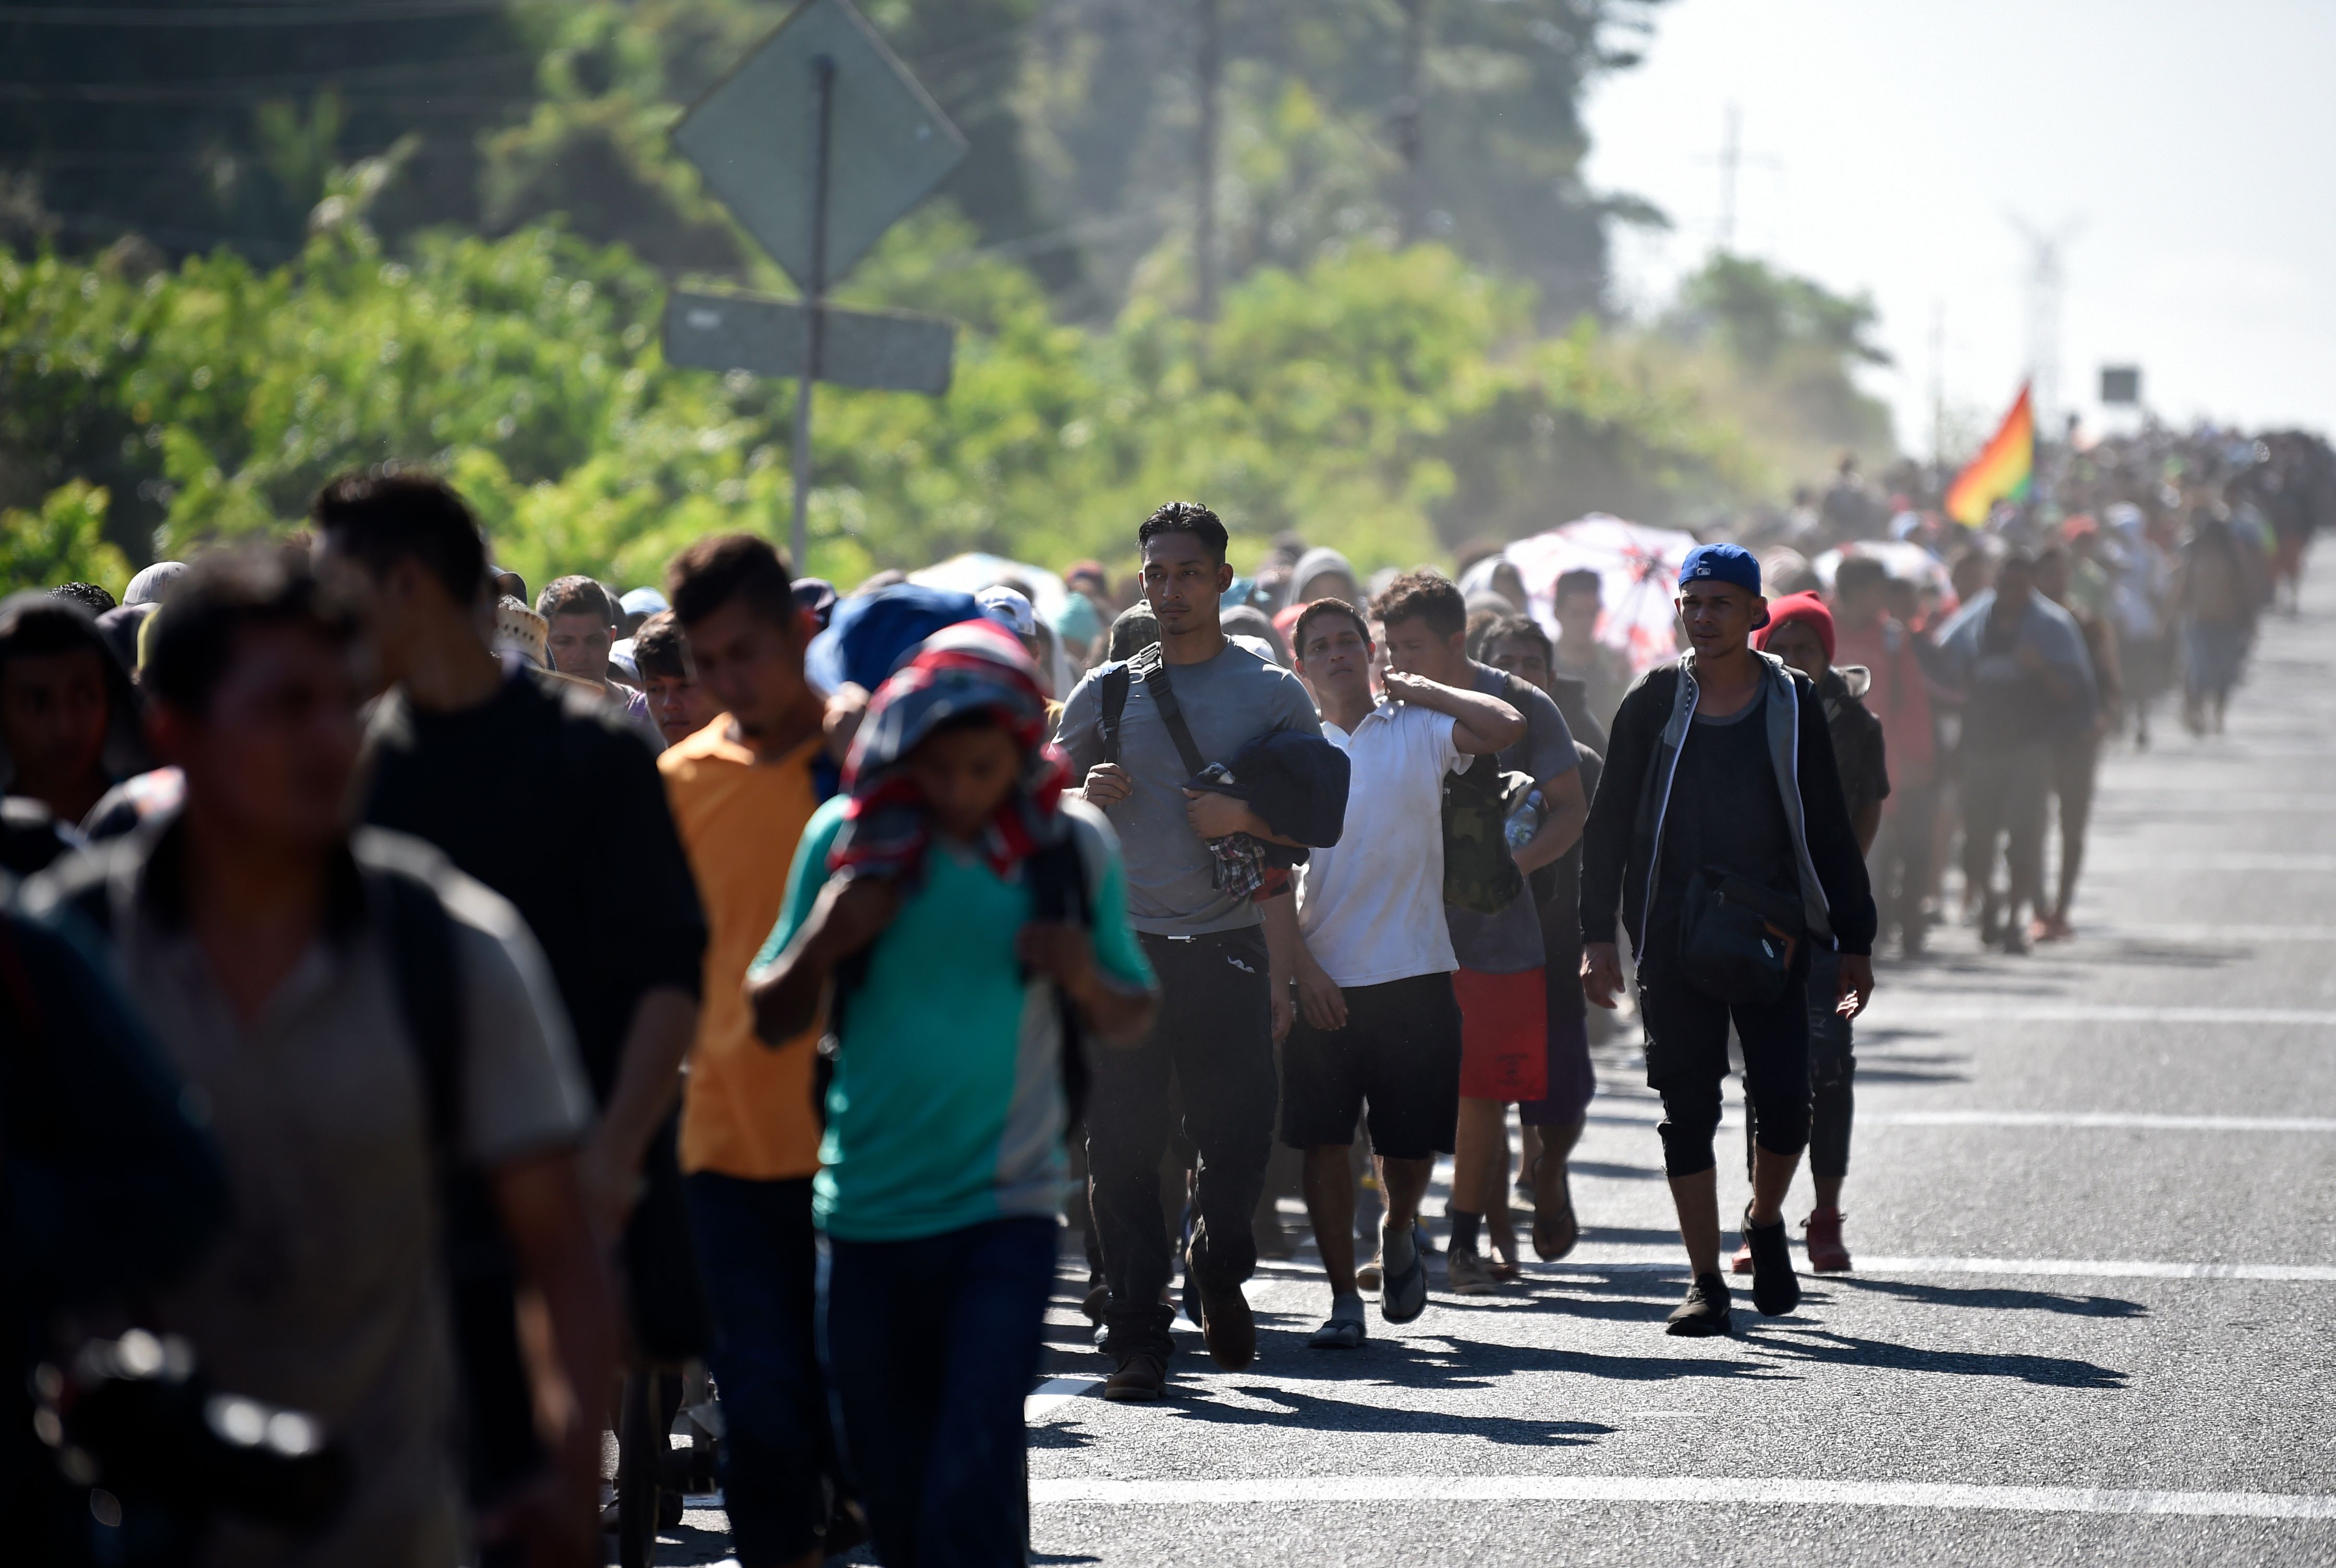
[2008,211,2082,437]
[1396,0,1428,242]
[1194,0,1220,320]
[1929,298,1945,468]
[788,54,835,574]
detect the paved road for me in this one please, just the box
[642,564,2336,1565]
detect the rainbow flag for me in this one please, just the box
[1944,383,2035,526]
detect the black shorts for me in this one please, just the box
[1279,972,1464,1161]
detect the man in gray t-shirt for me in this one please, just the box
[1055,638,1320,937]
[1052,502,1325,1403]
[1378,571,1588,1290]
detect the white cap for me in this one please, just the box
[976,585,1037,638]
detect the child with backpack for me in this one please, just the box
[746,619,1157,1567]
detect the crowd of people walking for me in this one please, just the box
[1,419,2323,1567]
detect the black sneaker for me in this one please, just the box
[1104,1352,1167,1402]
[1741,1206,1802,1316]
[1081,1277,1108,1324]
[1665,1272,1733,1337]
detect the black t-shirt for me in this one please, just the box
[361,670,707,1101]
[1649,690,1795,943]
[1823,676,1890,820]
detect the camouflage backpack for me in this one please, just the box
[1442,715,1537,916]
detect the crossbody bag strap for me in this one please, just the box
[1129,645,1209,778]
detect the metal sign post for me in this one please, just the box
[670,0,968,573]
[789,55,836,574]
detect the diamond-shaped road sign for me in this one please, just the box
[667,0,969,570]
[664,289,953,395]
[672,0,967,294]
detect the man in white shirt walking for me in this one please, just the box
[1282,599,1522,1347]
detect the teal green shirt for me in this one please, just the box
[756,796,1154,1242]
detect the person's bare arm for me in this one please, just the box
[746,876,901,1045]
[1017,924,1157,1045]
[1383,668,1524,754]
[491,1147,619,1563]
[1511,768,1588,875]
[1182,789,1309,847]
[1258,889,1298,1044]
[576,987,697,1238]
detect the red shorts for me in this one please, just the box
[1453,966,1549,1102]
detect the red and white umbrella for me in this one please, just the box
[1504,514,1699,673]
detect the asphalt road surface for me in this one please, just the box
[637,567,2336,1566]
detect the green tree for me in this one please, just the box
[0,481,130,598]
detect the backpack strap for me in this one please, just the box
[1097,664,1133,767]
[1023,830,1093,1134]
[366,861,465,1182]
[1128,645,1209,779]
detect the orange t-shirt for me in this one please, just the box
[660,718,824,1179]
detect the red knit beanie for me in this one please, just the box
[1754,590,1835,666]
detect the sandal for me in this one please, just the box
[1531,1156,1579,1263]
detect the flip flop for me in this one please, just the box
[1380,1241,1428,1325]
[1532,1161,1580,1263]
[1307,1314,1366,1350]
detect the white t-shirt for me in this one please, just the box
[1296,701,1471,988]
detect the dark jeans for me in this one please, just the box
[683,1173,832,1566]
[1639,941,1811,1179]
[1087,926,1276,1360]
[2048,738,2099,920]
[1962,743,2052,920]
[820,1217,1056,1568]
[1871,781,1936,952]
[1747,947,1853,1182]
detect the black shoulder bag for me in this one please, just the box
[1678,868,1804,1007]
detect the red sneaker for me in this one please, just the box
[1728,1234,1755,1275]
[1804,1208,1852,1272]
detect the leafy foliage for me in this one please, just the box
[1,210,1759,593]
[0,481,130,599]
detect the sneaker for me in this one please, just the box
[1804,1207,1852,1273]
[1103,1352,1167,1402]
[1727,1234,1755,1275]
[1355,1254,1383,1292]
[1445,1246,1498,1295]
[1081,1278,1108,1324]
[1665,1272,1732,1336]
[1185,1234,1256,1371]
[1741,1206,1801,1316]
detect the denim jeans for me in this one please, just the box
[820,1217,1057,1567]
[682,1173,833,1566]
[1086,926,1276,1360]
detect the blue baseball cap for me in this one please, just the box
[1677,542,1762,596]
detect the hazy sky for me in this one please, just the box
[1583,0,2336,458]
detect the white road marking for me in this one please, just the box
[1027,1376,1104,1418]
[1871,1109,2336,1132]
[1865,1001,2336,1026]
[2088,853,2336,872]
[1028,1474,2336,1520]
[2084,924,2336,942]
[1541,1256,2336,1282]
[1590,1108,2336,1132]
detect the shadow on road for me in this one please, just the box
[1833,1277,2148,1318]
[1160,1381,1616,1446]
[1758,1328,2128,1388]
